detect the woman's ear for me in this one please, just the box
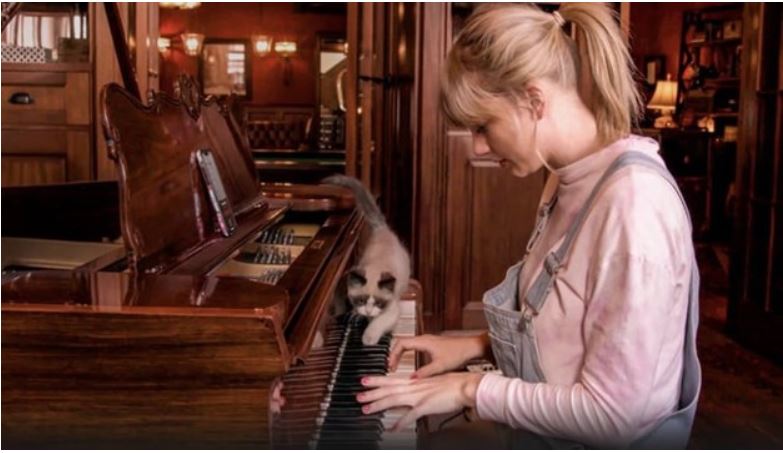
[524,85,546,120]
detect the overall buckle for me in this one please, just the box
[544,253,561,275]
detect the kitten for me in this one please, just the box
[323,175,410,345]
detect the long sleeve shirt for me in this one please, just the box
[475,135,694,448]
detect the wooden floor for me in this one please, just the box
[689,244,783,448]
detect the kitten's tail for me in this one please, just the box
[322,174,386,229]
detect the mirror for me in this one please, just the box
[316,33,347,151]
[199,39,251,98]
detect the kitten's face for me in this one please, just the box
[346,268,396,318]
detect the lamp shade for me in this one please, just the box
[181,32,204,57]
[648,79,678,111]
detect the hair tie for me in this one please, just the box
[552,11,566,28]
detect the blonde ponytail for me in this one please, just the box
[558,3,643,142]
[442,3,642,144]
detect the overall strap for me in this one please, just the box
[523,151,690,314]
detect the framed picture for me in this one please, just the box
[644,55,666,85]
[199,39,252,99]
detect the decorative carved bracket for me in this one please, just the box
[174,75,203,120]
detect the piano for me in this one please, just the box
[1,71,421,448]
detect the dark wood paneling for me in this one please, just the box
[443,131,544,330]
[467,166,543,303]
[728,3,783,363]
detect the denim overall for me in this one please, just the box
[482,151,702,448]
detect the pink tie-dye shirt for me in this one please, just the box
[475,135,694,447]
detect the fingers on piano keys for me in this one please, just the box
[273,301,419,449]
[380,295,418,448]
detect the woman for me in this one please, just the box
[357,3,700,448]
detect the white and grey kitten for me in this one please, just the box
[323,175,410,345]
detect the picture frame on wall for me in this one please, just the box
[199,38,252,99]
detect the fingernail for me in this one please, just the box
[356,393,364,402]
[362,405,370,414]
[361,377,368,385]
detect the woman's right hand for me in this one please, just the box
[388,333,490,378]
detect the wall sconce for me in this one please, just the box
[160,2,201,9]
[252,35,272,57]
[274,39,297,86]
[181,32,204,57]
[157,37,171,54]
[274,40,297,58]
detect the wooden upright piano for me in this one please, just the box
[1,77,420,448]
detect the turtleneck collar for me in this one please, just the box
[554,134,660,187]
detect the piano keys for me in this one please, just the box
[273,284,421,449]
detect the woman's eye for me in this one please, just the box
[475,125,487,134]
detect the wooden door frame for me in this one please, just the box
[412,2,451,331]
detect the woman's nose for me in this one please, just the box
[472,134,491,156]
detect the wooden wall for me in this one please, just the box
[158,3,346,105]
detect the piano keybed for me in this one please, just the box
[273,297,418,449]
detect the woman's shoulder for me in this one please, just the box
[585,155,692,267]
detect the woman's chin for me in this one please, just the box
[503,161,535,178]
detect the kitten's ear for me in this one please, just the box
[378,272,396,292]
[346,268,367,287]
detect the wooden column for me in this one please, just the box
[728,2,783,363]
[413,3,450,331]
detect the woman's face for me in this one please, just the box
[470,97,543,178]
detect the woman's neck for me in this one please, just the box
[543,91,606,170]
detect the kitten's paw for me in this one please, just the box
[311,330,325,350]
[362,329,382,346]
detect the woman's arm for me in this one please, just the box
[388,332,492,378]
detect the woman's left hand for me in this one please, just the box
[357,372,485,431]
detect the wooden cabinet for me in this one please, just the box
[2,3,160,186]
[1,128,91,186]
[1,65,93,187]
[1,3,95,187]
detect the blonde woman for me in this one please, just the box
[357,3,701,448]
